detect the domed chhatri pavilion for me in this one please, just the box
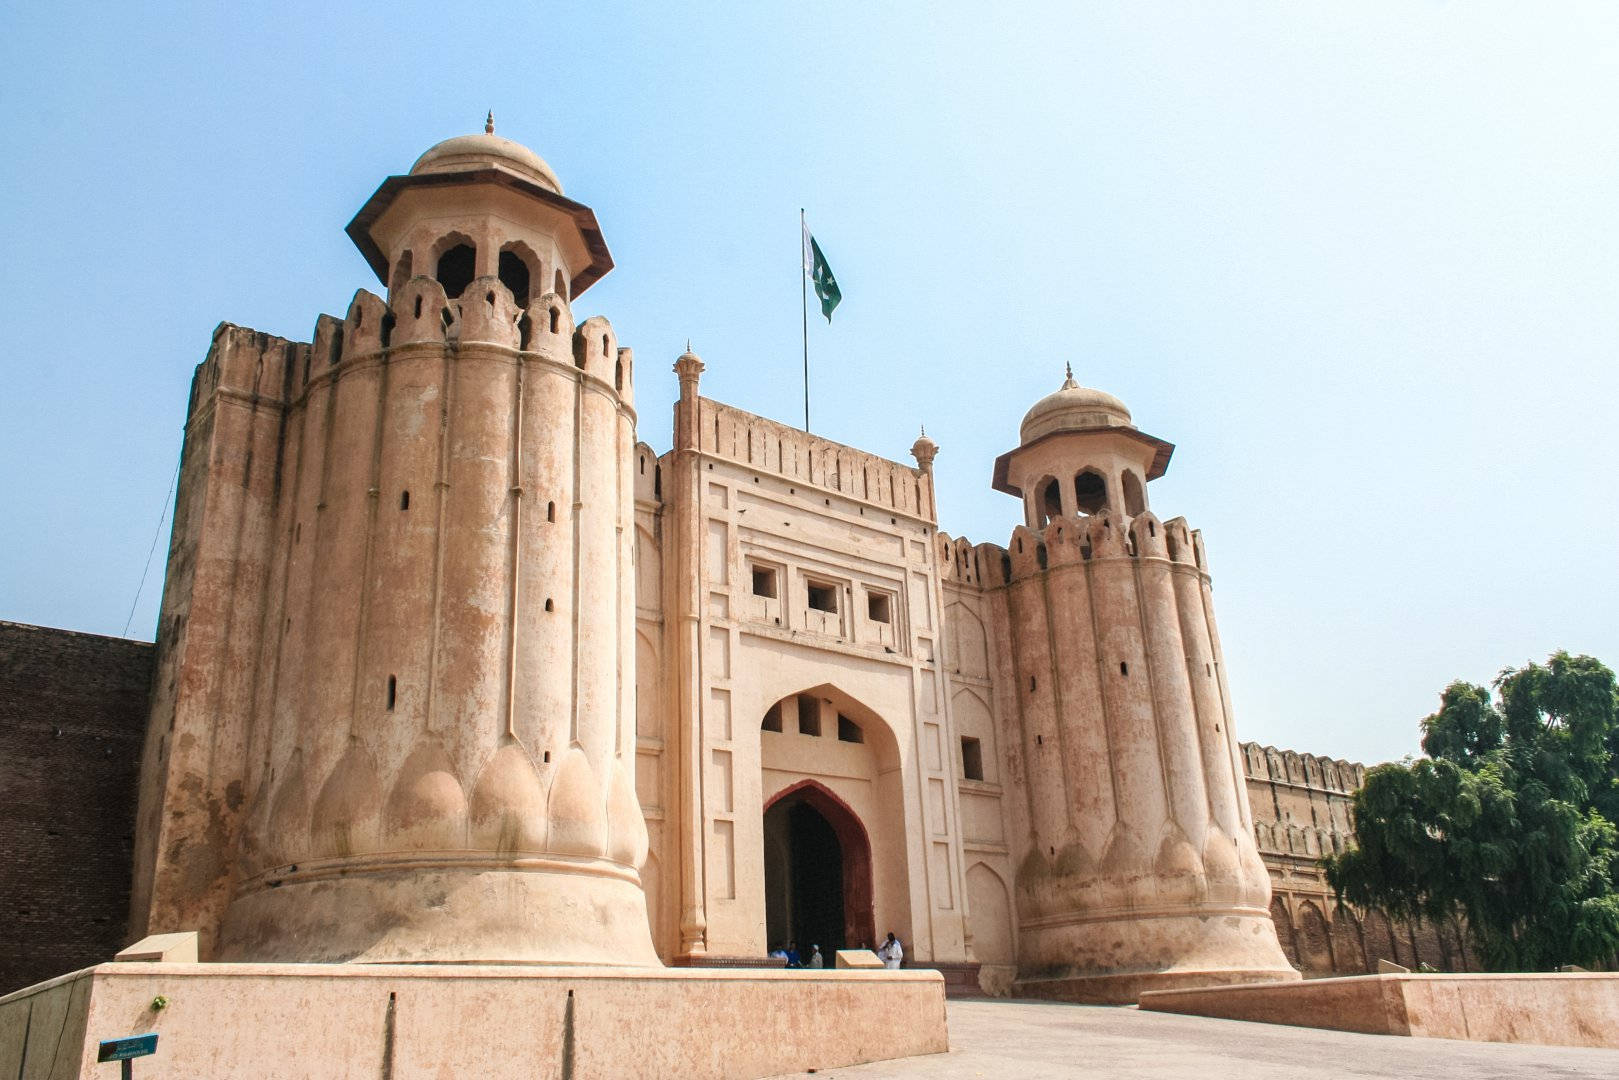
[1,122,1305,1076]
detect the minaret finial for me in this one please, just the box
[920,424,927,436]
[685,339,692,354]
[485,110,495,135]
[1062,361,1077,389]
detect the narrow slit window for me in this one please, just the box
[547,501,556,522]
[961,736,984,781]
[386,676,397,711]
[400,490,410,510]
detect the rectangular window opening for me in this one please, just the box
[837,714,864,743]
[762,700,783,733]
[866,591,891,624]
[796,693,822,736]
[806,580,838,613]
[961,736,984,781]
[751,565,778,599]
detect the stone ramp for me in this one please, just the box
[766,998,1619,1079]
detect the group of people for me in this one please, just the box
[768,932,904,970]
[768,941,823,968]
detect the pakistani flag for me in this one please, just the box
[801,217,842,321]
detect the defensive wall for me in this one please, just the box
[0,622,153,994]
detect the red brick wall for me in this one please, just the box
[0,621,152,993]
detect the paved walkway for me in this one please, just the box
[768,999,1619,1079]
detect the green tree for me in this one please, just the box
[1324,651,1619,970]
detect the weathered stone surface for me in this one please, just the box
[0,963,947,1079]
[0,622,151,996]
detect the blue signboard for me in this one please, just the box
[97,1033,158,1062]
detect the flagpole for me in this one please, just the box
[800,208,810,432]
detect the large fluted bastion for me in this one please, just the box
[128,129,656,966]
[935,369,1296,1001]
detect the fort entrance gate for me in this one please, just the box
[763,780,875,956]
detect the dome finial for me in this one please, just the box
[1062,361,1077,389]
[911,425,939,468]
[485,110,495,135]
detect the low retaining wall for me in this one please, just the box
[0,962,948,1078]
[1138,972,1619,1050]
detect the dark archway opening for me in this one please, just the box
[1074,470,1108,515]
[1036,477,1062,526]
[436,243,476,299]
[763,782,874,958]
[498,250,531,308]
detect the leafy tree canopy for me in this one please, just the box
[1324,651,1619,970]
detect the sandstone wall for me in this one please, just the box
[937,512,1292,1000]
[1241,742,1472,975]
[644,375,964,966]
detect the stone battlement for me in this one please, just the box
[190,279,634,425]
[1241,742,1366,794]
[695,397,933,521]
[938,508,1210,589]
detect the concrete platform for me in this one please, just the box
[1138,971,1619,1050]
[766,998,1619,1079]
[0,962,947,1078]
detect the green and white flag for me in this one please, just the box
[801,218,842,321]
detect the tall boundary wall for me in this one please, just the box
[0,622,153,995]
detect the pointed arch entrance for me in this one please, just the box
[762,779,875,955]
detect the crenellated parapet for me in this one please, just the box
[184,323,305,423]
[938,509,1213,591]
[695,397,933,520]
[1241,742,1366,794]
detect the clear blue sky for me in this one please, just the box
[2,3,1615,766]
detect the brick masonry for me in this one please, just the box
[0,621,152,994]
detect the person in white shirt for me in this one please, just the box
[807,944,823,969]
[877,932,903,969]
